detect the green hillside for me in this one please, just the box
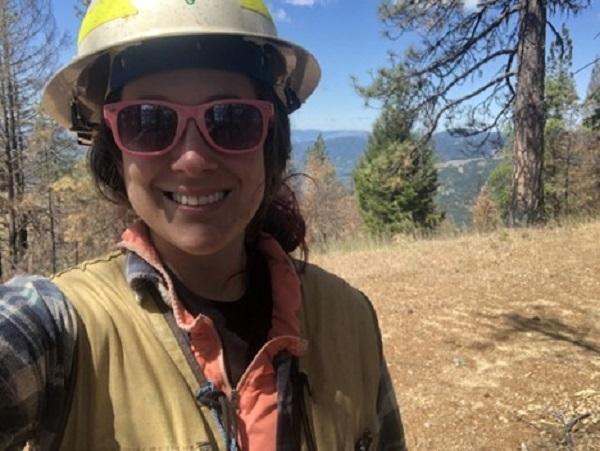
[436,158,501,226]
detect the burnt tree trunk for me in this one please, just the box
[1,29,19,270]
[510,0,547,226]
[43,142,57,273]
[48,187,56,273]
[0,3,28,272]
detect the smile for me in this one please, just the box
[166,191,228,207]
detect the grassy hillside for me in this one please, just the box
[312,221,600,449]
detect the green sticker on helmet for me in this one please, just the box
[185,0,196,4]
[240,0,272,20]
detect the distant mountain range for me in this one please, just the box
[291,129,502,167]
[291,129,505,226]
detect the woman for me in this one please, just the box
[0,0,406,449]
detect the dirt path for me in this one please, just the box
[313,222,600,450]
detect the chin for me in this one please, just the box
[171,228,240,257]
[179,241,227,257]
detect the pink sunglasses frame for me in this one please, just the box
[102,98,274,157]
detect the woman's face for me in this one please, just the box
[120,69,266,259]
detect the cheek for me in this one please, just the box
[121,158,160,209]
[122,155,159,186]
[246,159,266,205]
[238,153,267,213]
[122,161,140,197]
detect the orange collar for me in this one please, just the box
[119,220,302,339]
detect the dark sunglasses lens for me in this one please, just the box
[205,103,263,150]
[117,104,177,152]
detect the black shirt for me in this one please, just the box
[170,250,273,386]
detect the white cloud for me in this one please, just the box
[284,0,317,5]
[463,0,479,10]
[272,8,291,22]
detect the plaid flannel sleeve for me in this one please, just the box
[377,358,407,451]
[0,276,78,450]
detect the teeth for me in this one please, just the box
[171,191,226,207]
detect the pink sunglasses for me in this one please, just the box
[103,98,274,156]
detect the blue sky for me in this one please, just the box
[52,0,600,132]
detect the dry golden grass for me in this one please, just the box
[312,221,600,450]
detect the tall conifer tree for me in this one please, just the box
[544,25,579,218]
[353,105,442,235]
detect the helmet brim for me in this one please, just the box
[42,31,320,131]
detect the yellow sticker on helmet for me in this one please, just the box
[240,0,272,20]
[78,0,139,45]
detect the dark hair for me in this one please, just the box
[88,81,308,262]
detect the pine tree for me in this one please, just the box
[353,105,442,236]
[301,134,358,245]
[544,25,579,219]
[305,133,328,166]
[487,158,512,224]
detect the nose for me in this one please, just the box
[170,118,219,174]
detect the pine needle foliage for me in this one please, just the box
[305,133,328,166]
[353,106,442,236]
[544,25,580,220]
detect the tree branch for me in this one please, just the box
[410,4,522,78]
[419,71,517,142]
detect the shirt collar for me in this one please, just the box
[118,220,303,338]
[119,220,171,306]
[125,251,162,293]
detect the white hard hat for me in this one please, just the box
[42,0,321,144]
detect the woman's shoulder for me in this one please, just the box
[298,261,365,298]
[50,250,134,321]
[295,261,384,374]
[0,250,127,324]
[51,249,126,283]
[297,261,378,321]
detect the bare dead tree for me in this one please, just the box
[358,0,592,226]
[0,0,66,277]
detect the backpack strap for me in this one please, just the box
[274,351,317,451]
